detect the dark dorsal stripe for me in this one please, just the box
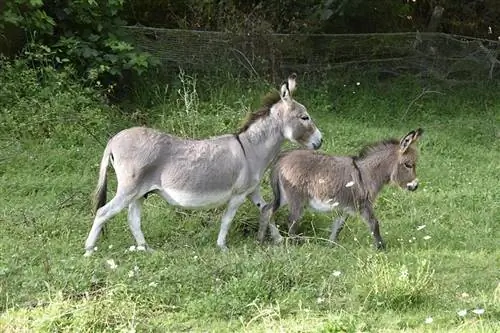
[234,134,246,157]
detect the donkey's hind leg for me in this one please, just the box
[128,197,151,251]
[287,200,304,237]
[329,215,348,245]
[84,191,136,256]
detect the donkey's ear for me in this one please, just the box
[287,73,297,94]
[280,73,297,101]
[400,128,424,152]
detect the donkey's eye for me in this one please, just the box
[300,115,310,121]
[404,162,413,169]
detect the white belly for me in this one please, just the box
[309,198,340,212]
[161,188,233,209]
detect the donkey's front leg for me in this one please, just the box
[216,194,247,251]
[249,187,266,211]
[360,204,385,250]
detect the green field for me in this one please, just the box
[1,63,499,332]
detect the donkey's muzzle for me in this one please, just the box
[313,138,323,150]
[406,179,419,191]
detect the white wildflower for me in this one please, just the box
[108,244,113,249]
[399,266,409,280]
[424,317,433,324]
[417,225,426,230]
[148,282,158,288]
[356,82,360,86]
[345,181,355,188]
[332,270,342,277]
[488,26,492,34]
[423,235,431,240]
[128,245,136,252]
[472,308,485,315]
[457,309,467,317]
[316,297,324,304]
[128,270,135,278]
[106,259,118,270]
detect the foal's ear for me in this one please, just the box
[400,128,424,152]
[280,73,297,101]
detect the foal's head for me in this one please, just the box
[275,74,322,149]
[390,128,424,191]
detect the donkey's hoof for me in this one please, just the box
[83,246,97,257]
[273,235,284,245]
[375,242,386,250]
[218,244,229,252]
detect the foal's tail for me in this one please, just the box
[269,165,282,214]
[93,143,112,213]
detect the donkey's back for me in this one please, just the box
[273,150,364,211]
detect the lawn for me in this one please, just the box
[0,64,499,332]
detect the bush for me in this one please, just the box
[0,58,115,143]
[0,0,159,89]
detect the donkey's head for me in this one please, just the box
[390,128,424,191]
[276,74,322,149]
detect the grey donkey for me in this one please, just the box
[258,128,423,249]
[83,74,323,256]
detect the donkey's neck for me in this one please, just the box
[237,115,284,175]
[356,148,397,200]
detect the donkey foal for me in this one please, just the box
[258,128,423,249]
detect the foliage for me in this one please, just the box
[0,0,159,88]
[0,58,116,142]
[123,0,500,38]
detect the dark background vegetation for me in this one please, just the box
[1,0,499,95]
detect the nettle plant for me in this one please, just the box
[0,0,159,88]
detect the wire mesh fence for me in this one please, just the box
[124,26,500,82]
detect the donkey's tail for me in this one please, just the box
[269,165,282,214]
[93,143,112,213]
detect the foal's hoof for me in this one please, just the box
[375,241,386,250]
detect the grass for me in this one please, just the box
[0,63,499,332]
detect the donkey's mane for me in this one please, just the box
[356,138,399,159]
[236,90,281,134]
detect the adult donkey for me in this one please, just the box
[84,74,322,256]
[258,128,423,249]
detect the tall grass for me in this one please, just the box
[0,61,499,332]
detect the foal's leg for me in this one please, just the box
[329,214,348,244]
[84,191,136,256]
[287,199,304,237]
[360,204,385,250]
[249,187,266,211]
[128,197,151,251]
[257,203,284,245]
[216,194,247,251]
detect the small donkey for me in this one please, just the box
[258,128,423,249]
